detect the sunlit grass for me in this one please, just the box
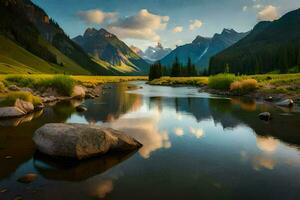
[73,75,148,87]
[148,76,208,86]
[0,91,42,106]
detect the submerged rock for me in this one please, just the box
[76,105,87,112]
[276,99,294,107]
[33,123,142,160]
[17,173,38,183]
[259,112,271,121]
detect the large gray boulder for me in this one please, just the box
[33,123,142,160]
[0,107,25,118]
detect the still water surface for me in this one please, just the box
[0,82,300,200]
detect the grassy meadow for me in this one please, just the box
[148,73,300,96]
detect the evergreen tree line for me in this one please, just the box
[209,40,300,75]
[149,56,204,81]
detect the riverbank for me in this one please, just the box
[0,74,147,118]
[148,74,300,102]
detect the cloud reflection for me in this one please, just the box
[189,127,205,139]
[256,136,278,153]
[174,128,184,136]
[104,110,171,159]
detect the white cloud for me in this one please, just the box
[257,5,279,21]
[189,19,203,30]
[172,26,183,33]
[242,6,248,12]
[253,4,263,9]
[77,9,117,24]
[107,9,169,42]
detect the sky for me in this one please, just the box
[33,0,300,50]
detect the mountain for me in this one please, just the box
[73,28,149,75]
[209,8,300,74]
[160,29,248,71]
[142,43,172,62]
[0,0,112,75]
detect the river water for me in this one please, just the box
[0,82,300,200]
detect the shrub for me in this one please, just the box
[5,75,75,96]
[230,79,258,94]
[208,74,237,90]
[43,75,75,96]
[0,81,5,92]
[1,91,42,106]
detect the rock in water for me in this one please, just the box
[15,99,34,113]
[33,123,142,160]
[276,99,294,107]
[259,112,271,121]
[17,173,38,183]
[72,85,86,99]
[76,105,87,112]
[0,107,25,118]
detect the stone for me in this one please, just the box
[5,156,13,159]
[14,99,34,114]
[17,173,38,183]
[0,107,25,118]
[264,96,273,102]
[33,123,142,160]
[276,99,294,107]
[259,112,271,121]
[0,188,7,193]
[8,85,20,91]
[76,105,87,112]
[85,93,95,99]
[21,87,33,93]
[14,195,23,200]
[72,85,86,99]
[35,103,45,111]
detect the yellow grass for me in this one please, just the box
[149,76,208,86]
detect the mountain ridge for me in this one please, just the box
[209,8,300,74]
[160,28,248,71]
[73,28,150,75]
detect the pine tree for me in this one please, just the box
[171,56,181,77]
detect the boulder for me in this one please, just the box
[21,87,33,94]
[8,85,20,91]
[14,99,34,113]
[76,105,87,112]
[17,173,38,183]
[276,99,294,107]
[0,107,25,118]
[259,112,271,121]
[85,93,95,99]
[33,123,142,160]
[264,96,273,102]
[72,85,86,99]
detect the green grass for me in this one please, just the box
[4,74,75,96]
[0,35,91,75]
[73,75,148,87]
[0,81,5,93]
[148,77,208,86]
[0,91,42,107]
[148,73,300,96]
[208,74,237,90]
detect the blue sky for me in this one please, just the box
[33,0,300,50]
